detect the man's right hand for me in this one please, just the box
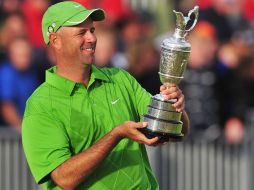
[112,121,159,146]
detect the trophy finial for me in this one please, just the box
[173,10,186,31]
[173,6,199,38]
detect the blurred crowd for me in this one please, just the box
[0,0,253,144]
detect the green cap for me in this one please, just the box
[42,1,105,44]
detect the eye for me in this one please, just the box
[90,27,95,33]
[78,30,86,36]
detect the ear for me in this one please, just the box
[49,33,61,50]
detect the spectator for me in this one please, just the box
[118,17,142,52]
[94,23,129,69]
[137,10,157,40]
[199,0,250,42]
[223,54,254,144]
[180,21,221,141]
[0,0,21,20]
[216,28,254,129]
[21,0,50,48]
[127,40,161,95]
[0,37,39,131]
[94,24,117,68]
[0,12,27,62]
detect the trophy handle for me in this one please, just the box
[185,6,199,32]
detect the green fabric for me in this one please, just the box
[22,65,159,190]
[42,1,105,44]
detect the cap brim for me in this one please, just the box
[63,9,105,26]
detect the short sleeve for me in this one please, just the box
[131,76,152,116]
[120,70,152,117]
[22,100,71,184]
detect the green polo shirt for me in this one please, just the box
[22,65,159,190]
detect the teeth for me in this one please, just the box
[81,47,94,51]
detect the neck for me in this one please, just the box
[56,63,91,87]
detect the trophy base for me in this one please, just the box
[143,114,183,134]
[141,94,184,142]
[139,128,184,143]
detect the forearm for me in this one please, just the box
[181,110,189,137]
[51,127,122,190]
[50,121,158,190]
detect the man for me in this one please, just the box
[22,1,189,190]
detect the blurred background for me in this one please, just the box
[0,0,254,189]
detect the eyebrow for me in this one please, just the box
[77,28,87,33]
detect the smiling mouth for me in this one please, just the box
[81,46,95,53]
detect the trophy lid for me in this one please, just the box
[161,37,191,52]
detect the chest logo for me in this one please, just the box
[111,98,120,105]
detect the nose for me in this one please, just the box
[85,31,96,43]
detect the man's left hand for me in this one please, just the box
[160,83,185,112]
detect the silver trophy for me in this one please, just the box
[141,6,199,141]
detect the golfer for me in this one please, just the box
[22,1,189,190]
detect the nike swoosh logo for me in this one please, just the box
[74,5,81,8]
[111,99,119,105]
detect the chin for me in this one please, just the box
[80,55,95,65]
[82,59,94,65]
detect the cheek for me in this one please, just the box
[61,39,81,55]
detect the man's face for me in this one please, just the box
[56,18,97,65]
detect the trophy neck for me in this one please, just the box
[173,28,186,39]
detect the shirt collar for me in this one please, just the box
[45,65,110,96]
[90,64,110,83]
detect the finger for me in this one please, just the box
[160,85,166,91]
[161,86,178,95]
[132,122,148,129]
[174,96,185,112]
[173,95,184,108]
[164,90,182,100]
[160,84,177,92]
[140,122,148,128]
[164,83,176,88]
[135,133,151,144]
[179,100,185,111]
[176,103,185,112]
[143,136,160,146]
